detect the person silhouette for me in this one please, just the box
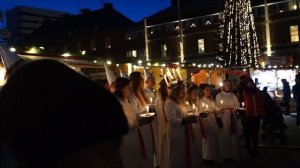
[0,59,128,168]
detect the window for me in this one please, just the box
[290,25,299,42]
[126,50,137,58]
[289,0,297,11]
[198,39,205,53]
[161,44,167,58]
[105,37,111,49]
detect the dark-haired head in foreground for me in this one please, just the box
[0,60,128,168]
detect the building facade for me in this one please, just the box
[6,6,66,45]
[125,0,300,66]
[19,3,134,62]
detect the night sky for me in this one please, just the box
[1,0,171,22]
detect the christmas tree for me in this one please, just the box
[217,0,260,67]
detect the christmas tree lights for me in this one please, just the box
[218,0,260,67]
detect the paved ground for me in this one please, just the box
[200,114,300,168]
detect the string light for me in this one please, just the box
[218,0,260,67]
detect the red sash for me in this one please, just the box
[230,112,236,135]
[137,127,147,159]
[185,125,192,168]
[199,118,207,139]
[149,123,156,154]
[223,108,237,135]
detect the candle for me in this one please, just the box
[221,100,223,105]
[150,97,153,104]
[242,102,245,108]
[205,104,208,109]
[186,101,189,106]
[146,105,149,115]
[192,104,196,115]
[202,103,205,107]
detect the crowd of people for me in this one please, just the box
[0,57,295,168]
[102,66,269,168]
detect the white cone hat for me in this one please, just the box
[119,68,128,78]
[166,68,174,80]
[0,44,22,70]
[104,63,116,84]
[144,67,152,79]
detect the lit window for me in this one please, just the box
[161,44,167,58]
[289,1,297,11]
[198,39,205,53]
[126,50,137,58]
[290,25,299,42]
[105,37,111,49]
[132,50,137,57]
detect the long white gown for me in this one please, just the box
[165,99,186,168]
[215,91,240,160]
[196,97,222,162]
[118,98,143,168]
[154,95,168,168]
[129,94,154,168]
[186,103,202,168]
[144,88,159,166]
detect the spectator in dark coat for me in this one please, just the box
[293,75,300,127]
[282,79,291,115]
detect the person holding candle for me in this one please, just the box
[196,84,222,165]
[215,80,240,162]
[114,77,143,168]
[186,85,202,167]
[165,83,195,168]
[129,72,155,168]
[242,78,265,158]
[154,79,169,168]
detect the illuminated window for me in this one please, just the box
[290,25,299,42]
[126,50,137,58]
[289,0,297,10]
[198,39,205,53]
[132,50,137,57]
[161,44,167,58]
[105,37,111,49]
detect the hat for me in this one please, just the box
[144,67,152,79]
[166,68,174,80]
[0,44,22,70]
[119,68,128,78]
[104,63,117,84]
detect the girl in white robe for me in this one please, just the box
[129,72,155,168]
[154,79,169,168]
[114,77,143,168]
[196,84,222,164]
[165,84,186,168]
[215,80,240,161]
[185,86,202,168]
[165,83,196,168]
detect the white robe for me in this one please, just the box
[129,94,154,168]
[118,98,143,168]
[186,103,202,168]
[165,100,186,168]
[154,95,168,168]
[196,97,222,161]
[215,91,240,160]
[144,88,159,166]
